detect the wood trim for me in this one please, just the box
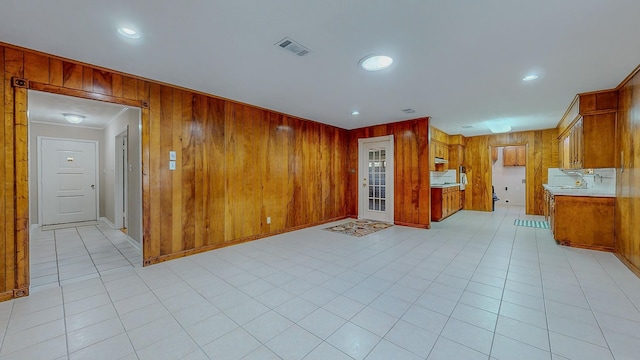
[576,88,619,97]
[394,221,429,229]
[558,241,613,252]
[556,95,579,128]
[144,215,349,266]
[29,81,144,107]
[615,253,640,279]
[616,63,640,90]
[0,291,13,302]
[14,86,29,291]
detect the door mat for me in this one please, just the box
[324,219,393,237]
[514,219,549,229]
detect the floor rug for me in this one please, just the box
[324,219,393,237]
[514,219,549,229]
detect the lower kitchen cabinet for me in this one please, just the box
[431,187,461,221]
[551,195,615,251]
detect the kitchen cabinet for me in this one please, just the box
[431,186,461,221]
[550,195,614,251]
[558,96,617,169]
[503,145,526,166]
[459,190,465,210]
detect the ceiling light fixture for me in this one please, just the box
[118,27,140,39]
[351,111,360,116]
[63,113,86,124]
[359,55,393,71]
[522,74,539,81]
[487,120,511,133]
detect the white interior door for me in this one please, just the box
[40,138,98,225]
[358,135,394,222]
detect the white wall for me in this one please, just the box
[101,108,142,244]
[29,123,103,225]
[492,147,526,206]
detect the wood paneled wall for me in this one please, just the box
[463,129,558,215]
[347,118,431,228]
[615,66,640,274]
[0,43,350,300]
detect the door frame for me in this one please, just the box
[115,126,128,230]
[37,136,100,226]
[358,135,395,222]
[489,143,529,210]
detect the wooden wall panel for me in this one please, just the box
[615,68,640,274]
[464,129,558,214]
[348,118,431,228]
[1,41,352,299]
[0,48,6,299]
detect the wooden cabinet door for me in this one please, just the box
[503,147,517,166]
[516,146,526,165]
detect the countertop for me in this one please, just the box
[542,184,615,198]
[431,183,460,189]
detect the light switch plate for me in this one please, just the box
[169,151,176,160]
[169,161,176,170]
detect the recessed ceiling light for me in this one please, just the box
[63,113,86,124]
[118,27,140,39]
[351,111,360,116]
[522,74,539,81]
[359,55,393,71]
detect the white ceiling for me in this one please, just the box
[28,91,129,129]
[3,0,640,136]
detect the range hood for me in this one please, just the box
[434,157,448,164]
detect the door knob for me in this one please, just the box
[363,178,367,188]
[91,184,95,189]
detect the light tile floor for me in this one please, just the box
[2,205,640,359]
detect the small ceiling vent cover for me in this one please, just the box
[275,37,312,57]
[402,108,416,114]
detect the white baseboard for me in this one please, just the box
[100,217,116,229]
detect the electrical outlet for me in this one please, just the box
[266,217,271,224]
[169,161,176,170]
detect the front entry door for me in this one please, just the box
[358,135,394,222]
[40,138,98,225]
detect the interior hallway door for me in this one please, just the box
[40,138,98,225]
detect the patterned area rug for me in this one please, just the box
[324,219,393,237]
[514,219,550,229]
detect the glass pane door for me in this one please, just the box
[368,148,386,212]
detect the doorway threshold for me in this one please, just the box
[41,220,98,231]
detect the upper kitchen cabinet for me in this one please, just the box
[430,126,450,171]
[503,145,526,166]
[557,90,617,169]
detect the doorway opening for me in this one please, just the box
[490,145,527,210]
[115,128,128,234]
[358,135,395,223]
[27,90,143,290]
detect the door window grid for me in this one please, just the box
[368,149,386,212]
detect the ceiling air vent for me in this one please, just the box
[402,108,416,114]
[275,37,312,57]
